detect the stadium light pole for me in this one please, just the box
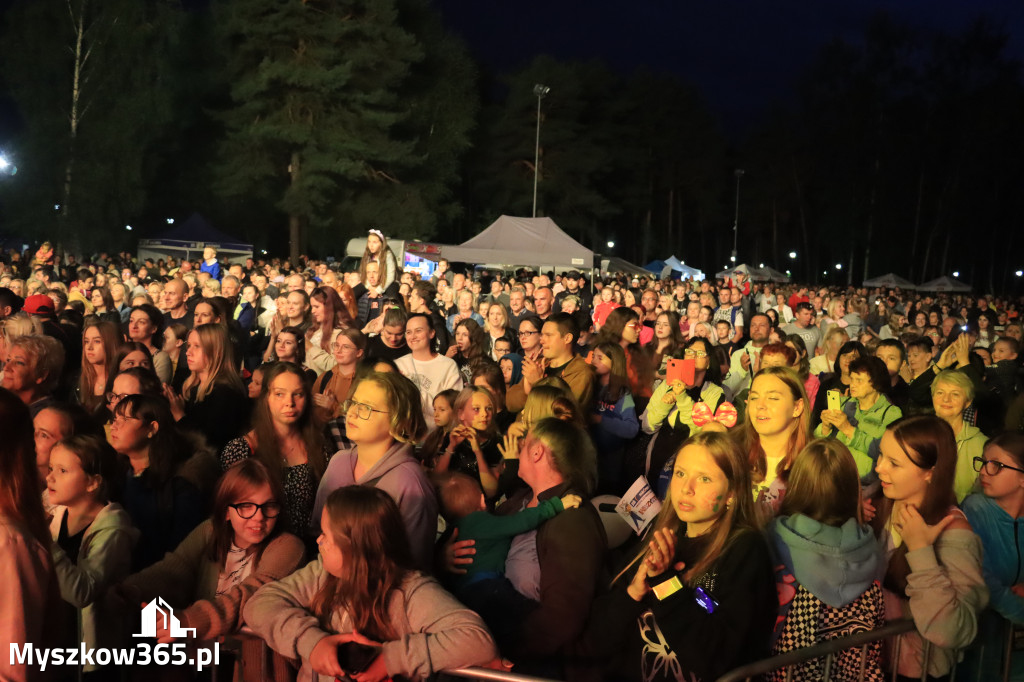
[532,84,550,218]
[731,169,744,263]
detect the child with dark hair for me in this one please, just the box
[48,434,137,677]
[435,471,579,639]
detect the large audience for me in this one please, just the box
[2,231,1024,681]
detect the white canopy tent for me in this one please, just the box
[414,215,593,271]
[715,263,789,283]
[917,276,971,292]
[863,273,917,290]
[663,256,706,281]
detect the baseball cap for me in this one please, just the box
[23,294,55,315]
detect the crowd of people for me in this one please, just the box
[1,231,1023,682]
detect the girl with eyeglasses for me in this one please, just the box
[220,362,329,538]
[872,415,986,680]
[112,459,303,676]
[312,372,435,570]
[962,433,1024,680]
[516,314,544,364]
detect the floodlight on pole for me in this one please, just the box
[532,84,550,218]
[731,169,744,262]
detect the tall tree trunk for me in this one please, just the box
[791,157,809,282]
[908,170,925,282]
[289,151,301,267]
[862,154,880,281]
[62,0,88,257]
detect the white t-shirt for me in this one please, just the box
[396,353,464,422]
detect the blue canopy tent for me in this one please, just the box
[643,260,668,275]
[137,213,254,264]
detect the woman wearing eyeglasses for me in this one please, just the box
[516,314,544,364]
[962,433,1024,680]
[931,369,988,502]
[872,415,986,680]
[220,362,329,538]
[112,459,304,672]
[640,336,725,492]
[312,371,435,570]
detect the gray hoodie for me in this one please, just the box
[770,514,882,607]
[312,443,437,571]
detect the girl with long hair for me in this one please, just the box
[115,459,304,670]
[47,434,135,677]
[306,286,355,374]
[312,372,435,569]
[163,322,190,391]
[592,306,653,400]
[741,366,811,516]
[646,310,685,390]
[417,388,459,468]
[0,388,58,678]
[435,386,502,498]
[358,229,399,290]
[447,318,487,385]
[484,302,514,360]
[578,431,776,682]
[312,328,366,421]
[589,341,640,494]
[129,304,172,383]
[79,319,121,414]
[767,439,885,681]
[220,362,329,536]
[111,394,219,569]
[873,415,986,680]
[245,485,497,681]
[169,323,248,451]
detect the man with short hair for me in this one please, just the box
[486,278,510,308]
[506,313,595,413]
[724,312,771,394]
[783,302,821,356]
[533,286,554,321]
[396,313,463,423]
[713,287,745,344]
[507,286,529,332]
[874,339,910,412]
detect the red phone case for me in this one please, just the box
[666,358,696,386]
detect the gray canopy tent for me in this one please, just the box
[413,215,593,271]
[917,276,972,292]
[600,256,651,277]
[863,273,917,290]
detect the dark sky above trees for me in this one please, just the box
[433,0,1024,134]
[0,0,1022,291]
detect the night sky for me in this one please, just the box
[431,0,1024,136]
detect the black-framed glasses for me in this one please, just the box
[229,502,281,519]
[342,399,388,420]
[973,457,1024,476]
[518,330,538,337]
[106,392,128,403]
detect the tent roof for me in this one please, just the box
[643,260,668,274]
[862,273,917,290]
[601,256,651,277]
[431,215,592,269]
[917,275,972,292]
[715,263,788,283]
[142,213,252,252]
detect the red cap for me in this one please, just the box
[23,294,55,316]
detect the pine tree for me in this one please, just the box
[214,0,424,264]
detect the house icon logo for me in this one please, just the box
[133,597,197,639]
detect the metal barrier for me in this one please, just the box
[715,616,1024,682]
[714,618,917,682]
